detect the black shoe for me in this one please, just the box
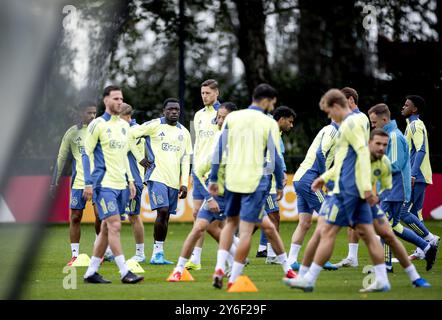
[84,272,111,284]
[425,245,438,271]
[121,270,144,284]
[256,250,267,258]
[386,266,394,273]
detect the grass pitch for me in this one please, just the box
[22,221,442,300]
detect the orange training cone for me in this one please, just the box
[166,268,194,282]
[227,275,258,293]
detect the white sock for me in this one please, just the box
[229,261,245,284]
[348,243,359,261]
[227,254,234,267]
[115,255,129,278]
[299,265,309,277]
[304,262,322,284]
[84,256,101,278]
[175,256,188,273]
[190,247,202,265]
[215,249,229,272]
[288,243,302,264]
[233,236,240,247]
[258,244,267,252]
[71,243,79,258]
[267,243,276,257]
[374,263,389,285]
[404,264,420,282]
[228,244,237,258]
[424,233,435,241]
[153,241,164,255]
[136,243,144,257]
[277,253,290,273]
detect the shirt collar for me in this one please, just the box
[352,107,360,114]
[102,112,112,121]
[409,114,419,122]
[130,119,137,126]
[206,101,220,111]
[330,121,339,129]
[248,105,264,112]
[383,119,397,132]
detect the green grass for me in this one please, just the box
[21,221,442,300]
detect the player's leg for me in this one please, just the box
[169,218,211,281]
[228,220,255,286]
[213,215,239,288]
[129,214,145,262]
[69,209,83,262]
[127,184,145,262]
[151,206,172,263]
[334,228,360,268]
[298,216,325,276]
[84,217,111,283]
[260,215,295,278]
[285,222,341,292]
[93,203,101,236]
[374,216,431,287]
[257,193,277,258]
[189,172,206,266]
[147,181,175,264]
[289,213,312,265]
[264,209,281,264]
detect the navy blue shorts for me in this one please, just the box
[264,193,279,214]
[70,189,87,210]
[192,172,207,201]
[197,196,226,223]
[224,189,269,223]
[147,181,179,214]
[294,180,324,214]
[95,187,129,221]
[371,204,386,220]
[125,183,144,215]
[323,193,373,227]
[380,201,403,227]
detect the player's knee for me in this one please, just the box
[107,219,121,234]
[299,217,312,231]
[70,213,82,224]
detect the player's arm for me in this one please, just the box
[387,132,405,174]
[379,157,393,197]
[81,120,100,199]
[50,128,73,191]
[269,123,284,200]
[346,121,372,199]
[410,122,427,178]
[322,126,338,171]
[179,131,193,199]
[128,127,145,163]
[208,121,228,195]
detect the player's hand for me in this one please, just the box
[179,186,187,199]
[83,186,93,201]
[129,182,136,200]
[139,158,153,169]
[208,182,218,196]
[311,177,325,192]
[207,197,220,213]
[283,172,288,188]
[364,191,377,206]
[49,184,57,199]
[276,189,283,201]
[411,176,416,187]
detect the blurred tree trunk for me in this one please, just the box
[232,0,271,95]
[298,0,367,86]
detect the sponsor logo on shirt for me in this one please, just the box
[161,143,181,152]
